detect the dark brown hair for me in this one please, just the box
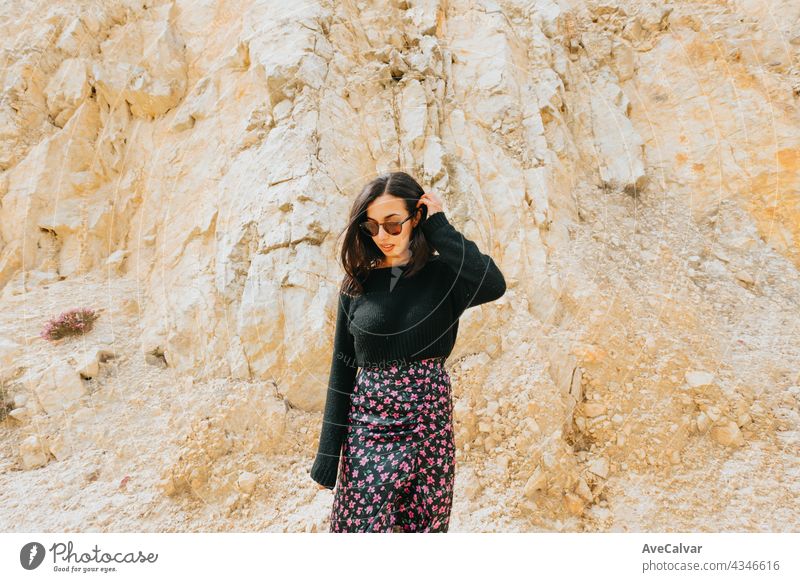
[337,171,435,297]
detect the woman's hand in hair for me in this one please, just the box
[417,192,444,217]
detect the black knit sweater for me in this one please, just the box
[309,210,507,489]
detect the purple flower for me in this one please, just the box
[40,307,98,341]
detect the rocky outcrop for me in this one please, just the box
[0,0,798,533]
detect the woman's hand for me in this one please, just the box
[317,483,332,491]
[417,192,444,217]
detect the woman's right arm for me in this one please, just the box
[310,291,358,489]
[420,211,507,315]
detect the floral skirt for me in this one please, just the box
[329,356,456,533]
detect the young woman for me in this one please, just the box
[310,171,506,532]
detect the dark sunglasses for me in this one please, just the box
[358,211,417,237]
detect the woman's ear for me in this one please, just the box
[412,205,424,227]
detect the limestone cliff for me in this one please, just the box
[0,0,798,532]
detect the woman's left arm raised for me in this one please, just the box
[418,193,506,314]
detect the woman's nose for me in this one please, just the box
[376,227,392,241]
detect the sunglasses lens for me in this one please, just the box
[360,222,378,236]
[359,218,408,236]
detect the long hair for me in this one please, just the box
[337,171,435,297]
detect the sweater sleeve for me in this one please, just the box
[421,210,507,315]
[309,291,358,489]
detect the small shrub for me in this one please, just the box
[40,307,99,341]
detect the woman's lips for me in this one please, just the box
[380,244,394,251]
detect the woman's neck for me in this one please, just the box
[377,250,412,268]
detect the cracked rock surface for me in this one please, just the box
[0,0,799,532]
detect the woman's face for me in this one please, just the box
[365,194,421,263]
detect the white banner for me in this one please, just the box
[2,533,798,581]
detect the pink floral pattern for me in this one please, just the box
[329,356,455,533]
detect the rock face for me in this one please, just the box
[0,0,799,533]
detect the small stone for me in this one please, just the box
[696,412,711,433]
[711,421,745,447]
[584,402,606,417]
[575,478,593,502]
[462,469,483,501]
[564,492,585,516]
[30,362,87,414]
[685,370,715,388]
[20,435,49,469]
[587,457,609,478]
[8,407,31,422]
[523,466,547,498]
[237,471,258,494]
